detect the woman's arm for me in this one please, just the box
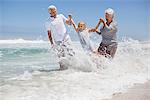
[95,20,101,30]
[96,30,101,35]
[95,18,104,29]
[88,18,103,35]
[104,22,117,32]
[88,28,101,35]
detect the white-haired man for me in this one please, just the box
[93,8,118,58]
[45,5,74,70]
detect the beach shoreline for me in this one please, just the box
[106,80,150,100]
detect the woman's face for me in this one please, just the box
[105,13,113,22]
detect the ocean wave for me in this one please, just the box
[0,38,150,100]
[0,38,47,44]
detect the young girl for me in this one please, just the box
[70,16,96,52]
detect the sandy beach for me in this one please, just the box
[106,80,150,100]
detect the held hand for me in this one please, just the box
[68,14,72,19]
[66,14,72,25]
[100,18,104,23]
[89,28,100,33]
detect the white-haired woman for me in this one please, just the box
[92,8,118,58]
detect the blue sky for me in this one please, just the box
[0,0,150,41]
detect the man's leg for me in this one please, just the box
[59,61,68,70]
[63,39,75,56]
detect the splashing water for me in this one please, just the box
[0,38,150,100]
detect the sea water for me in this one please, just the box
[0,38,150,100]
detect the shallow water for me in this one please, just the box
[0,39,150,100]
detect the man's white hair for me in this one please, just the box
[105,8,114,17]
[48,5,57,10]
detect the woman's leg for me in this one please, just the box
[110,47,117,58]
[106,43,118,58]
[97,43,107,55]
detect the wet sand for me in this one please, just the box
[106,80,150,100]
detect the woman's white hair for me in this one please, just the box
[105,8,115,17]
[48,5,57,10]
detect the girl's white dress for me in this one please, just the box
[78,29,93,52]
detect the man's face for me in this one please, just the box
[48,8,57,17]
[105,13,113,22]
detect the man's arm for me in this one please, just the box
[66,20,71,25]
[45,21,53,45]
[65,14,72,25]
[60,14,71,25]
[47,30,53,45]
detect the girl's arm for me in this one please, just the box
[88,28,101,35]
[71,18,79,33]
[88,28,96,33]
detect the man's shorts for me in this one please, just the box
[53,40,75,58]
